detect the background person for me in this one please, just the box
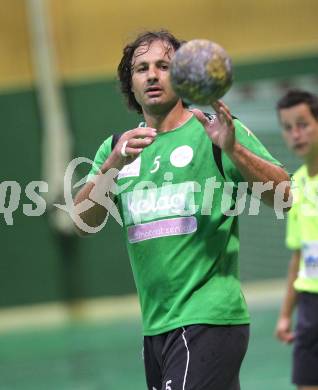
[276,89,318,390]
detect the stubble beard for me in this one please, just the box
[142,93,180,117]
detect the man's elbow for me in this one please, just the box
[281,171,293,212]
[283,186,293,212]
[275,176,293,213]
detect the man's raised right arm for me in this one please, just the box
[73,127,157,235]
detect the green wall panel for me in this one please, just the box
[0,90,63,306]
[234,53,318,83]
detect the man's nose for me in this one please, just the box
[147,66,159,82]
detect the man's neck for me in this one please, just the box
[143,101,192,132]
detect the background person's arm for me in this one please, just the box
[275,250,300,343]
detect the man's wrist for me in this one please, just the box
[101,155,123,173]
[100,160,112,174]
[225,141,241,158]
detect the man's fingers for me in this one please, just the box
[128,137,154,148]
[214,101,234,129]
[191,109,210,126]
[125,147,143,156]
[220,106,232,126]
[122,136,155,157]
[117,127,157,160]
[217,100,228,110]
[128,127,157,139]
[211,100,227,125]
[211,100,221,113]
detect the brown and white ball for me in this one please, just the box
[170,39,233,105]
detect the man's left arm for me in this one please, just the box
[226,142,291,208]
[192,101,292,209]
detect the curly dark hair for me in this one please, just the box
[117,30,184,114]
[277,89,318,120]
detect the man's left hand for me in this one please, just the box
[191,100,236,153]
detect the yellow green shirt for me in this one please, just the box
[287,165,318,293]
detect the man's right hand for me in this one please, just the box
[104,127,157,171]
[73,127,157,235]
[275,316,295,344]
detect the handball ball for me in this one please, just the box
[170,39,233,105]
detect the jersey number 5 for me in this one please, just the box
[165,380,172,390]
[150,156,161,173]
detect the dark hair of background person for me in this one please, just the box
[277,89,318,120]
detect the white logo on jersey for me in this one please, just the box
[118,156,141,179]
[122,182,198,225]
[170,146,193,168]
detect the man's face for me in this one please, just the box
[131,39,179,114]
[279,103,318,159]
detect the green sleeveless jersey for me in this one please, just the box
[88,115,282,335]
[286,165,318,293]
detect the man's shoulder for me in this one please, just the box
[92,135,114,159]
[292,164,307,182]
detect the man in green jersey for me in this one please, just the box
[275,89,318,390]
[75,30,291,390]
